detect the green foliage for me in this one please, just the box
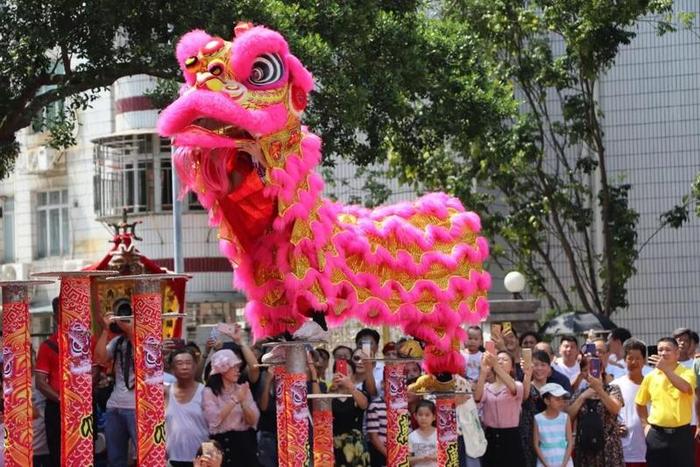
[0,0,435,179]
[388,0,680,317]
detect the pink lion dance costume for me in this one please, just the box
[158,23,491,386]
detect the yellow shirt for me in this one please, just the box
[635,364,696,427]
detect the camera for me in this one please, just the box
[109,300,132,334]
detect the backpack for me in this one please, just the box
[577,399,604,453]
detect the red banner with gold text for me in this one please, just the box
[284,372,310,466]
[132,284,166,466]
[436,397,459,467]
[312,405,333,467]
[2,287,33,466]
[274,366,289,467]
[59,277,95,467]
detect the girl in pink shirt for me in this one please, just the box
[475,350,525,467]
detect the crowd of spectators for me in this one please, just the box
[1,297,699,467]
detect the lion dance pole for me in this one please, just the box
[107,274,188,466]
[384,359,418,467]
[1,280,52,466]
[273,364,290,467]
[436,395,459,467]
[281,343,311,467]
[33,270,116,466]
[311,396,333,467]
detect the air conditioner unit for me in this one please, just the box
[0,263,30,281]
[25,146,65,174]
[62,259,89,271]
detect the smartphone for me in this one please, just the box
[361,337,372,358]
[647,345,658,365]
[490,323,502,339]
[589,357,601,378]
[201,441,216,457]
[209,326,220,341]
[171,338,185,350]
[485,340,496,355]
[502,321,513,336]
[336,359,348,376]
[522,347,532,366]
[217,322,238,336]
[583,343,596,357]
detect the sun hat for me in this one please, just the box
[210,349,242,375]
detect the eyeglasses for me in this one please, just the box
[352,356,363,362]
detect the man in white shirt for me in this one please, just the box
[552,335,583,391]
[355,328,384,395]
[607,327,632,375]
[612,338,647,465]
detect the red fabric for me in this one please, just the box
[217,156,275,253]
[35,333,60,394]
[625,463,646,467]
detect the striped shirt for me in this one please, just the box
[366,398,387,444]
[534,412,572,467]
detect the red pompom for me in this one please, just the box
[291,85,307,111]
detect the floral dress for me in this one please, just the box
[332,394,370,467]
[519,385,541,467]
[569,384,624,467]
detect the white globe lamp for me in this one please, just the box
[504,271,526,298]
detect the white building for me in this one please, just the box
[0,75,245,338]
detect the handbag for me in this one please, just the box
[454,375,487,458]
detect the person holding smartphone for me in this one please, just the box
[636,337,696,467]
[331,358,370,466]
[566,338,623,466]
[475,349,525,467]
[202,349,260,467]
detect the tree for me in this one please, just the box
[383,0,690,317]
[1,0,515,186]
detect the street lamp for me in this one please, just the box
[504,271,525,300]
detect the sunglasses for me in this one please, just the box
[352,355,363,362]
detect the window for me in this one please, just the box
[37,189,69,258]
[94,134,204,217]
[2,197,15,262]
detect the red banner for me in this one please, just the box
[384,363,410,467]
[274,366,289,467]
[59,277,95,467]
[284,372,310,466]
[312,405,334,467]
[132,284,166,466]
[436,397,459,467]
[2,286,33,466]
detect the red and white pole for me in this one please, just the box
[0,280,52,466]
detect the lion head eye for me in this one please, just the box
[208,60,225,77]
[185,56,199,71]
[248,53,284,86]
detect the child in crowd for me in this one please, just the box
[463,326,483,383]
[533,383,573,467]
[409,400,438,467]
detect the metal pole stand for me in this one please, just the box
[0,280,53,466]
[33,270,117,466]
[105,273,190,466]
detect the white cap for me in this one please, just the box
[539,382,569,398]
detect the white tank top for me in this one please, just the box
[165,383,210,461]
